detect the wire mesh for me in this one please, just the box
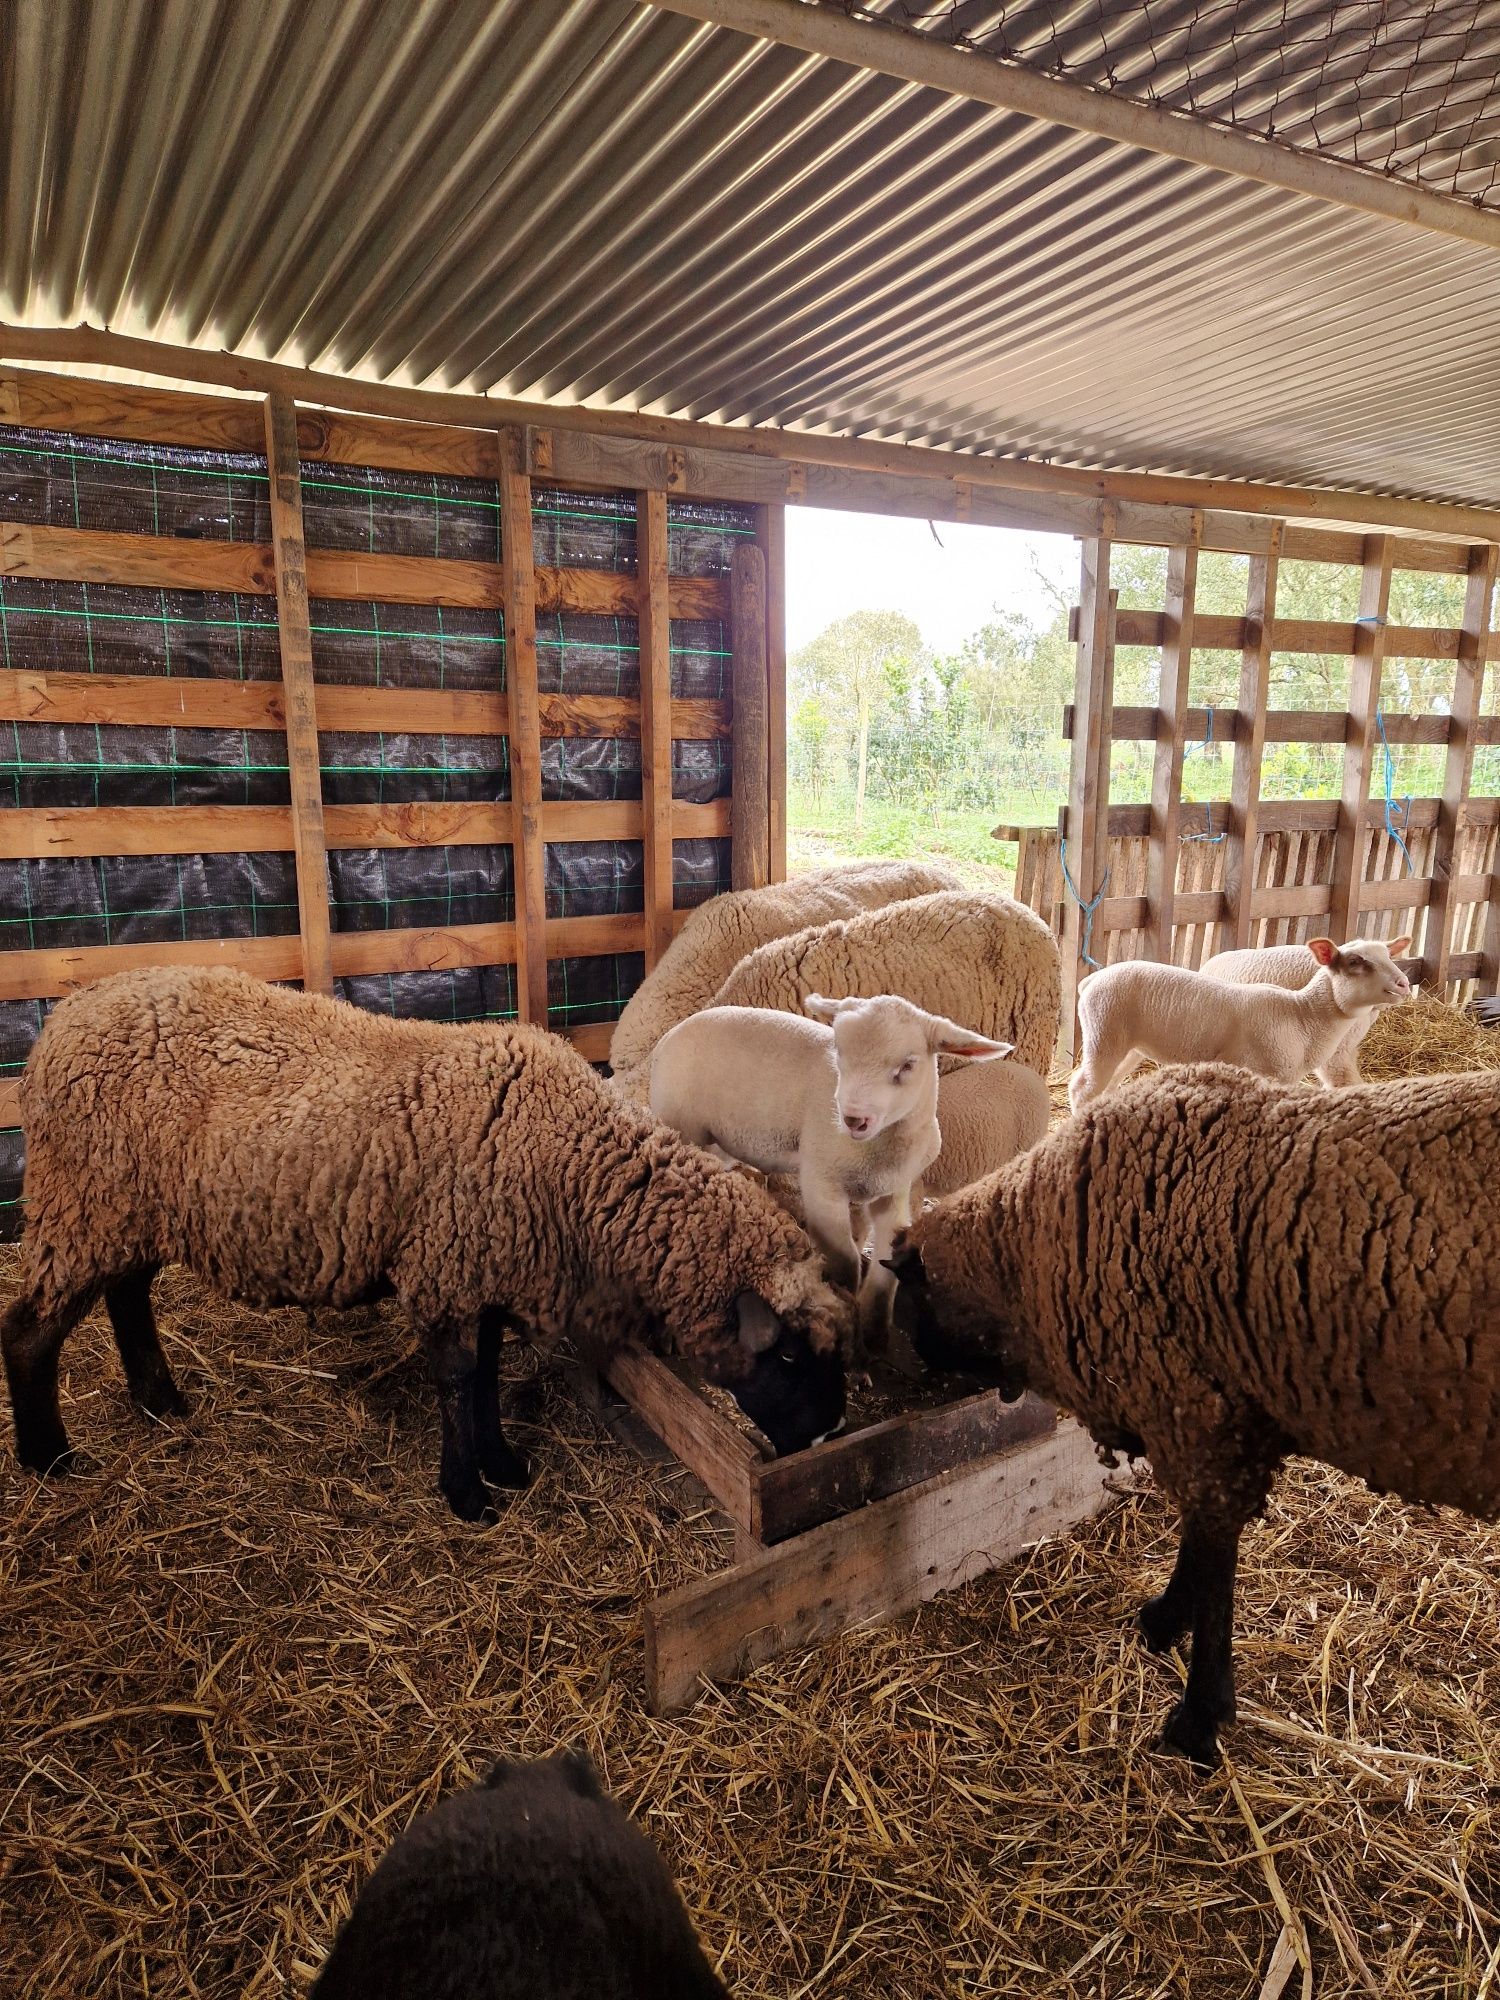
[836,0,1500,210]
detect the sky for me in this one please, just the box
[784,507,1078,658]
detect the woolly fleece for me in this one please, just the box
[607,859,959,1075]
[909,1063,1500,1527]
[922,1059,1051,1197]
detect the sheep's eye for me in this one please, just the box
[893,1061,913,1083]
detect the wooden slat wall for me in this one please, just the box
[1056,528,1500,998]
[0,370,784,1082]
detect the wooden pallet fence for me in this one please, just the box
[1046,530,1500,1028]
[0,366,783,1072]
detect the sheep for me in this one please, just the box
[1201,934,1414,1086]
[648,994,1012,1356]
[921,1057,1052,1197]
[607,859,960,1076]
[311,1748,729,2000]
[1069,937,1412,1113]
[1,967,850,1522]
[890,1062,1500,1768]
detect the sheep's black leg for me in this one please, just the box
[473,1308,529,1490]
[2,1282,99,1473]
[422,1317,492,1523]
[1138,1534,1201,1653]
[1156,1521,1241,1769]
[105,1264,187,1420]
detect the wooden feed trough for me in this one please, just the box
[597,1348,1115,1712]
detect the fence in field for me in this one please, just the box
[1003,520,1499,1045]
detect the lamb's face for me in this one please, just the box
[802,993,1012,1144]
[1311,934,1413,1009]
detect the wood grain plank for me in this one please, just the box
[756,502,789,880]
[643,1419,1113,1713]
[1060,520,1116,1056]
[1222,526,1282,950]
[2,520,276,593]
[752,1390,1057,1545]
[1332,536,1394,941]
[637,489,674,970]
[730,542,771,892]
[604,1346,765,1534]
[499,435,548,1027]
[1147,522,1199,962]
[264,394,334,994]
[1427,544,1497,991]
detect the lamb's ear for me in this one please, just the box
[925,1012,1013,1062]
[551,1749,604,1801]
[735,1290,782,1356]
[803,992,842,1024]
[1307,937,1339,969]
[1387,934,1413,958]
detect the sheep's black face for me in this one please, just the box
[728,1321,847,1456]
[887,1244,1029,1402]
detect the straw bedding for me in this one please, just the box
[1,998,1497,1998]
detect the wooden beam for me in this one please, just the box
[263,394,334,995]
[0,517,727,620]
[730,542,771,892]
[1077,606,1479,657]
[0,668,730,743]
[1060,525,1116,1051]
[752,1389,1056,1545]
[499,434,549,1028]
[1331,536,1394,942]
[1062,702,1500,748]
[603,1346,765,1533]
[755,502,789,881]
[637,489,675,971]
[1427,544,1498,991]
[642,1418,1113,1713]
[0,797,732,861]
[7,329,1500,549]
[0,1078,20,1127]
[1222,526,1282,950]
[1147,521,1199,962]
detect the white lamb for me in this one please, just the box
[1201,934,1413,1086]
[1070,937,1412,1113]
[649,994,1012,1356]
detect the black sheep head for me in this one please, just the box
[885,1235,1030,1403]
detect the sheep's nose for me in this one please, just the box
[843,1113,870,1136]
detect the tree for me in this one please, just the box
[790,611,926,833]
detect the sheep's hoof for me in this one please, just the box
[1157,1699,1224,1771]
[16,1429,79,1477]
[1137,1594,1188,1655]
[132,1376,190,1422]
[480,1446,531,1491]
[441,1477,499,1525]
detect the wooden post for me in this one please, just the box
[1330,535,1394,944]
[730,541,770,892]
[636,489,675,970]
[1221,523,1283,951]
[1427,542,1497,993]
[262,393,334,995]
[1059,514,1116,1058]
[754,502,789,881]
[499,430,549,1026]
[1147,516,1200,963]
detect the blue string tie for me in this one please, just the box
[1375,708,1414,874]
[1182,706,1227,844]
[1060,836,1110,969]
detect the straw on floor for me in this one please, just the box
[1,999,1496,1999]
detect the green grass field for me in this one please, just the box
[786,784,1058,886]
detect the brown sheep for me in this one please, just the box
[2,968,849,1520]
[893,1064,1500,1768]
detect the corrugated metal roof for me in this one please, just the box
[4,0,1500,508]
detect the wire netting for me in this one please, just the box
[0,426,750,1230]
[834,0,1500,211]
